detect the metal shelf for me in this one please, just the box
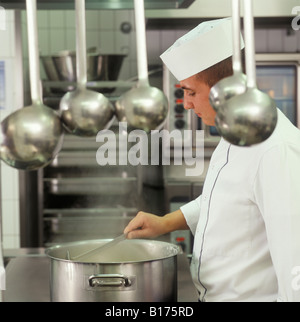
[1,0,195,10]
[43,80,135,88]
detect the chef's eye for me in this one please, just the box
[183,89,196,97]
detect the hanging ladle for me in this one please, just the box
[209,0,247,110]
[59,0,114,137]
[115,0,169,133]
[214,0,277,146]
[0,0,64,170]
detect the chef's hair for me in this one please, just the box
[196,49,245,88]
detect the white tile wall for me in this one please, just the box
[1,9,300,250]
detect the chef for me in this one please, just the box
[124,18,300,302]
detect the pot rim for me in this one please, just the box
[45,239,180,264]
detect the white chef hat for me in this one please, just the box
[160,18,245,81]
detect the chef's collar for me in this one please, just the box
[160,18,245,81]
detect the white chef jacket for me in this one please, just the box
[181,109,300,302]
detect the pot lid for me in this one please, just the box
[0,0,195,10]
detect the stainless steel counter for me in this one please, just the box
[2,249,198,302]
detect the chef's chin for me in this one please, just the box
[201,116,215,127]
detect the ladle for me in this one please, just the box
[59,0,114,137]
[115,0,169,133]
[0,0,64,170]
[209,0,247,110]
[214,0,277,146]
[71,233,128,262]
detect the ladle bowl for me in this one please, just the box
[60,87,114,136]
[209,73,247,112]
[0,104,64,170]
[215,88,278,146]
[115,85,169,133]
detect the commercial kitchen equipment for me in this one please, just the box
[46,239,179,302]
[18,2,169,247]
[3,248,199,302]
[19,45,140,246]
[256,53,300,127]
[20,73,166,247]
[59,0,114,136]
[15,0,299,250]
[115,0,169,132]
[41,52,127,93]
[0,0,64,171]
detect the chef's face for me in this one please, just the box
[180,75,216,126]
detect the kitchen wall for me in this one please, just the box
[1,9,300,249]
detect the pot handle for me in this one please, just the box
[89,274,132,288]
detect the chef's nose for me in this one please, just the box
[184,100,194,110]
[183,93,194,110]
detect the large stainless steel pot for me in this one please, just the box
[46,239,179,302]
[41,52,127,93]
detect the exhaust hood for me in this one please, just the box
[0,0,195,10]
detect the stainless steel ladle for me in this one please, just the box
[214,0,277,146]
[59,0,114,137]
[115,0,169,133]
[71,233,128,262]
[209,0,247,111]
[0,0,64,170]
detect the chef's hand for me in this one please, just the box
[124,212,166,239]
[124,210,189,239]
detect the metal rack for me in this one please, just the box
[0,0,195,10]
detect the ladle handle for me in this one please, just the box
[134,0,149,87]
[75,0,87,87]
[26,0,43,105]
[232,0,243,74]
[72,233,128,261]
[243,0,257,89]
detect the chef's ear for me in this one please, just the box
[196,55,236,88]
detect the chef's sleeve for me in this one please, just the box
[180,195,202,235]
[254,142,300,302]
